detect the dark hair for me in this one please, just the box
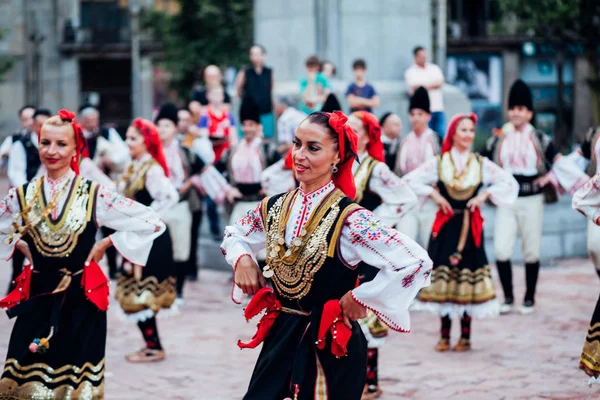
[33,108,52,118]
[321,60,336,77]
[379,112,393,126]
[251,44,266,54]
[413,46,425,56]
[19,105,35,117]
[306,55,321,68]
[352,59,366,70]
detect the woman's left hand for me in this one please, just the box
[339,291,367,329]
[466,191,490,212]
[85,237,113,265]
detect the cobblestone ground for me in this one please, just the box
[1,258,600,399]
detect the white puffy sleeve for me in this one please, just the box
[340,208,433,332]
[145,164,179,217]
[0,188,22,260]
[546,151,591,195]
[481,157,519,206]
[7,141,28,188]
[107,128,130,168]
[189,165,232,204]
[95,185,165,266]
[573,173,600,224]
[401,157,439,198]
[220,201,267,303]
[369,162,417,223]
[79,158,116,190]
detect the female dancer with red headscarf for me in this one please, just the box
[221,111,432,400]
[347,110,417,399]
[0,111,165,399]
[403,113,518,352]
[114,118,179,363]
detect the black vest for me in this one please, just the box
[243,66,272,114]
[20,135,41,182]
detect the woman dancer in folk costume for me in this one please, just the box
[114,118,179,363]
[0,110,165,399]
[346,110,417,400]
[221,111,432,400]
[572,173,600,384]
[404,113,518,352]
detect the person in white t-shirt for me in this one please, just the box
[405,46,446,139]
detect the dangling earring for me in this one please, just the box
[332,164,338,174]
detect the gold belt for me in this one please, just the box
[280,307,310,317]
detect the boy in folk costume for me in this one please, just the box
[482,79,581,314]
[396,86,440,244]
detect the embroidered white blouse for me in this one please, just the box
[117,153,179,218]
[221,181,433,332]
[353,152,417,223]
[396,129,438,176]
[573,173,600,224]
[0,169,165,266]
[230,137,265,184]
[402,148,519,207]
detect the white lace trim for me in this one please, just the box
[112,303,181,323]
[411,299,500,318]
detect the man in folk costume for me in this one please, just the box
[347,111,417,400]
[379,112,402,172]
[482,79,580,314]
[396,86,440,245]
[0,105,35,166]
[221,100,279,265]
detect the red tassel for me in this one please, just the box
[471,208,484,248]
[81,261,109,311]
[315,300,352,358]
[237,288,282,349]
[431,209,454,238]
[0,264,33,309]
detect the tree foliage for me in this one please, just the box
[0,29,14,83]
[498,0,600,132]
[143,0,253,99]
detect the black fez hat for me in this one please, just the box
[508,79,533,111]
[239,99,261,123]
[409,86,431,114]
[155,103,179,126]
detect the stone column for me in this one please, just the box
[573,55,594,142]
[501,49,520,121]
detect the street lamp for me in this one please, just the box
[130,0,142,119]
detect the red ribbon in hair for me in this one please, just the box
[283,148,294,170]
[132,118,170,177]
[54,109,86,175]
[441,112,478,154]
[355,111,385,162]
[326,111,358,199]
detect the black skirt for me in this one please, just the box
[243,311,367,400]
[0,272,106,399]
[416,211,498,317]
[115,229,176,317]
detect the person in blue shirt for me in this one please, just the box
[346,59,380,113]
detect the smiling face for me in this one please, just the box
[292,120,340,190]
[38,122,77,177]
[452,118,475,152]
[125,126,148,160]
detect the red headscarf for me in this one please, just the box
[283,147,294,170]
[49,110,86,175]
[354,111,385,162]
[441,112,478,154]
[326,111,358,199]
[132,118,169,177]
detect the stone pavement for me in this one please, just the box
[1,257,600,399]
